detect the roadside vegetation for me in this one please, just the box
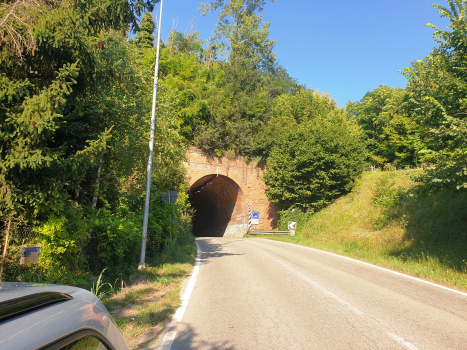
[0,0,193,286]
[270,170,467,291]
[102,262,194,350]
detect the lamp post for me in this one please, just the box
[139,0,164,271]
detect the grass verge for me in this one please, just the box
[102,262,194,349]
[260,170,467,292]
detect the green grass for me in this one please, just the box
[96,230,197,349]
[262,170,467,291]
[102,262,195,349]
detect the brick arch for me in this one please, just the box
[190,174,248,237]
[184,149,279,237]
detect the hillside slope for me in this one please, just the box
[268,170,467,291]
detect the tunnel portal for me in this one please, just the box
[190,175,248,237]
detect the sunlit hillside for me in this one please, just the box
[271,170,467,291]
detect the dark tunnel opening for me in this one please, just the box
[190,175,246,237]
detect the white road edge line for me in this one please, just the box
[387,332,419,350]
[157,240,201,350]
[261,251,364,315]
[160,331,177,350]
[265,239,467,298]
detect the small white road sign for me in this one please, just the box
[251,211,259,225]
[288,221,297,230]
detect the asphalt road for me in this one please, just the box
[158,237,467,350]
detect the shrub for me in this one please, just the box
[85,199,142,277]
[264,116,365,210]
[146,183,195,264]
[35,206,89,285]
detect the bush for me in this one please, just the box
[35,205,90,285]
[372,174,405,209]
[146,183,195,264]
[85,199,142,279]
[159,228,196,264]
[264,116,365,210]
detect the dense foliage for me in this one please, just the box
[403,1,467,190]
[0,0,194,285]
[263,90,365,210]
[157,0,295,157]
[347,86,422,168]
[348,0,467,191]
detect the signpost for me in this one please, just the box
[288,221,296,236]
[20,245,41,265]
[161,191,177,205]
[251,211,259,229]
[162,191,178,240]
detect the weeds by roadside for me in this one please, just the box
[93,230,197,350]
[90,268,113,300]
[102,262,194,350]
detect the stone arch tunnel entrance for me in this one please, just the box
[190,174,248,237]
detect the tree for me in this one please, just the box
[258,87,341,157]
[0,61,100,220]
[0,0,44,58]
[347,86,423,168]
[135,11,155,48]
[402,0,467,189]
[0,0,159,220]
[155,30,285,158]
[0,0,195,284]
[199,0,277,72]
[264,116,364,211]
[263,90,365,210]
[168,28,205,59]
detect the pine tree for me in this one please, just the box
[0,0,158,220]
[135,12,156,49]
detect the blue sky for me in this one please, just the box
[156,0,451,106]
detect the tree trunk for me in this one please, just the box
[206,37,213,68]
[0,217,12,282]
[92,152,105,210]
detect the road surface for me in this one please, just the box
[158,237,467,350]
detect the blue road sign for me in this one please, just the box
[251,211,259,225]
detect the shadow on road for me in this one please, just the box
[196,239,244,265]
[171,323,235,350]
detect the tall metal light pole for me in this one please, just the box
[139,0,164,270]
